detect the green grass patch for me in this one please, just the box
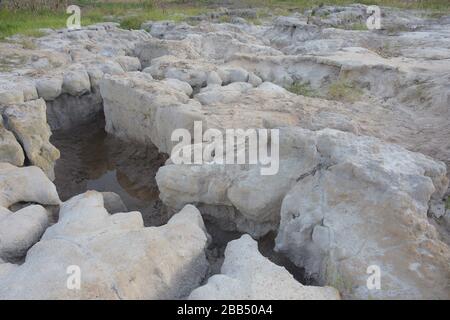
[324,256,354,296]
[287,82,319,97]
[0,9,65,39]
[327,80,363,102]
[1,1,448,39]
[349,22,368,31]
[117,7,207,29]
[0,1,208,38]
[246,0,450,12]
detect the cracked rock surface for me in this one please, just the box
[0,192,209,299]
[189,234,340,300]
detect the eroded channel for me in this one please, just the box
[51,116,310,284]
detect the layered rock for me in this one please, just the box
[274,128,450,299]
[0,23,153,131]
[0,192,209,299]
[99,72,204,154]
[190,234,340,300]
[2,99,60,179]
[0,116,25,166]
[158,127,449,299]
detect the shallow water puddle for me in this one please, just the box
[51,117,168,226]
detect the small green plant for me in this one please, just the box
[141,0,154,10]
[287,82,318,97]
[120,15,147,30]
[445,197,450,210]
[426,11,447,19]
[247,17,262,25]
[219,15,231,23]
[324,256,354,296]
[327,80,363,102]
[349,22,367,31]
[374,42,394,58]
[19,38,37,49]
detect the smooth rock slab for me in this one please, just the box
[189,234,340,300]
[62,67,91,96]
[0,163,60,208]
[35,77,63,101]
[101,192,127,214]
[0,192,209,299]
[0,205,49,262]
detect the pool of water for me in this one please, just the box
[51,117,169,226]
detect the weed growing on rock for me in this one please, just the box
[287,82,319,98]
[327,80,363,102]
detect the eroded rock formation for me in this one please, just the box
[0,3,449,300]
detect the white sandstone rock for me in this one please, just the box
[114,56,141,72]
[21,81,39,101]
[0,81,24,105]
[189,235,340,300]
[35,77,63,101]
[62,67,91,96]
[100,72,204,153]
[98,60,125,75]
[207,71,223,86]
[101,192,127,214]
[0,116,25,166]
[274,128,450,300]
[195,82,253,105]
[248,72,262,86]
[134,37,201,68]
[0,163,60,208]
[0,205,49,262]
[162,78,193,96]
[0,192,209,299]
[157,127,450,300]
[3,99,60,179]
[217,67,249,84]
[257,81,289,94]
[144,55,213,88]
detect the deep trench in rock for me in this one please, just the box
[50,114,312,285]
